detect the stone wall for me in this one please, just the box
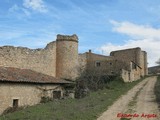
[140,51,145,76]
[56,34,79,80]
[85,52,129,75]
[0,34,148,81]
[110,47,141,66]
[0,42,56,77]
[83,48,147,82]
[0,83,63,115]
[110,47,148,78]
[143,51,148,75]
[121,67,141,82]
[78,53,87,75]
[131,68,141,81]
[121,69,130,82]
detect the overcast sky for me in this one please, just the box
[0,0,160,67]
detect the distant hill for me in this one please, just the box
[148,66,160,74]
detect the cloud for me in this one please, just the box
[8,4,19,12]
[99,21,160,67]
[8,4,31,18]
[23,0,48,13]
[110,20,160,39]
[8,0,48,19]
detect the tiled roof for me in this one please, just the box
[0,67,71,84]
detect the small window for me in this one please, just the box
[132,63,137,70]
[110,62,112,66]
[13,99,19,108]
[95,61,101,67]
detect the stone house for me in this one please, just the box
[0,67,72,115]
[79,47,148,82]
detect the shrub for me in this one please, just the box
[40,96,53,103]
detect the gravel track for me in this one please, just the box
[97,76,159,120]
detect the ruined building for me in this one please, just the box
[0,34,148,114]
[0,34,148,81]
[0,34,79,80]
[80,47,148,82]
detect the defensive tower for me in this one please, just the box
[56,34,79,80]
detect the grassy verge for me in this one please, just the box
[155,76,160,110]
[0,77,145,120]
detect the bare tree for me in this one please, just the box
[75,68,114,99]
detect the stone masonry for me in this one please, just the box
[0,34,148,81]
[0,34,79,80]
[0,34,148,115]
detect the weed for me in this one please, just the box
[154,76,160,110]
[0,77,145,120]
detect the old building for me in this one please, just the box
[0,67,72,115]
[79,47,148,82]
[0,34,148,114]
[0,34,148,81]
[0,34,79,80]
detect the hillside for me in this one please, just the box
[148,66,160,74]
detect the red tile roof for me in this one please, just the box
[0,67,71,84]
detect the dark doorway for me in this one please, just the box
[53,91,61,99]
[128,72,131,81]
[13,99,19,108]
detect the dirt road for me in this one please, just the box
[97,76,159,120]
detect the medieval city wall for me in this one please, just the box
[0,41,56,77]
[56,34,79,80]
[0,34,148,81]
[0,34,80,80]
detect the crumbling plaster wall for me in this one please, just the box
[0,83,63,115]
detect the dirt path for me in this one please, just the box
[97,76,160,120]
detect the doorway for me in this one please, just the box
[13,99,19,108]
[53,91,61,99]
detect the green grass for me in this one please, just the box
[121,80,148,116]
[155,76,160,110]
[127,81,148,108]
[0,77,145,120]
